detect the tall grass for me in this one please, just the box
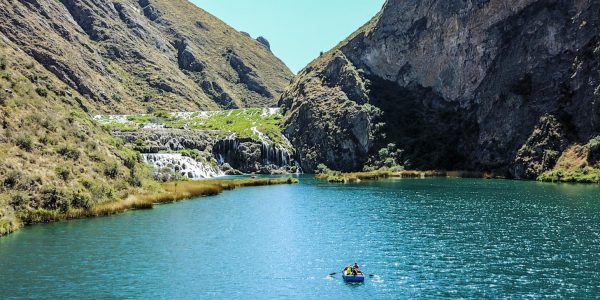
[17,178,298,226]
[316,170,447,183]
[315,169,493,183]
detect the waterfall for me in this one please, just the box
[212,138,240,165]
[142,153,224,179]
[260,142,291,166]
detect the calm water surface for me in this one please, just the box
[1,177,600,299]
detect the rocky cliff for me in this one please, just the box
[0,0,293,113]
[280,0,600,179]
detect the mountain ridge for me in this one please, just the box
[280,0,600,180]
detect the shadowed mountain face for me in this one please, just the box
[280,0,600,178]
[0,0,293,113]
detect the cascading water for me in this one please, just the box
[260,142,290,166]
[142,153,223,179]
[211,137,300,173]
[212,138,240,165]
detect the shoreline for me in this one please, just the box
[1,178,298,237]
[314,170,495,183]
[315,169,600,185]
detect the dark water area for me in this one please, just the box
[1,177,600,299]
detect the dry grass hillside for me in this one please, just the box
[0,40,158,236]
[0,0,293,113]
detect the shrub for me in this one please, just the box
[3,171,21,188]
[129,174,143,187]
[80,178,94,190]
[16,135,33,151]
[104,163,120,179]
[55,166,70,181]
[71,189,92,209]
[10,193,30,209]
[41,187,70,212]
[35,87,48,97]
[57,145,80,160]
[316,163,331,174]
[0,55,6,70]
[588,136,600,154]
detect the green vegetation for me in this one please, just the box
[17,178,298,227]
[538,168,600,184]
[315,164,445,183]
[0,44,158,237]
[96,108,290,148]
[538,142,600,184]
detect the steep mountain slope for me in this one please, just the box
[0,0,294,235]
[0,0,293,113]
[280,0,600,179]
[0,40,156,236]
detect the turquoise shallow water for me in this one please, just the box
[1,177,600,299]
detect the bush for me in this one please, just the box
[129,174,143,187]
[55,166,70,181]
[41,187,70,212]
[3,171,21,188]
[0,55,6,70]
[588,136,600,154]
[57,145,80,160]
[16,135,33,151]
[104,163,119,179]
[35,87,48,97]
[10,193,30,209]
[71,189,92,209]
[316,163,331,174]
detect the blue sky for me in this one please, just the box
[191,0,386,73]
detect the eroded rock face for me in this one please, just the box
[511,115,569,179]
[0,0,293,112]
[281,0,600,174]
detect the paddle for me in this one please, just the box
[329,272,337,276]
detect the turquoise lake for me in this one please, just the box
[1,177,600,299]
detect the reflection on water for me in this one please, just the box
[1,177,600,299]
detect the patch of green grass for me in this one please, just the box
[96,108,290,148]
[538,167,600,184]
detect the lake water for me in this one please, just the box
[1,177,600,299]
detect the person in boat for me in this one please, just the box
[352,263,362,275]
[344,265,353,275]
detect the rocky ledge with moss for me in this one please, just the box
[95,108,301,177]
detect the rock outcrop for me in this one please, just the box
[114,129,298,174]
[0,0,293,113]
[281,0,600,176]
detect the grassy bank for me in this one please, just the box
[315,170,446,183]
[538,143,600,184]
[315,169,501,183]
[4,178,297,236]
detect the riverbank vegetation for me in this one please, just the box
[538,140,600,184]
[314,164,502,183]
[0,44,160,236]
[315,164,446,183]
[4,178,297,236]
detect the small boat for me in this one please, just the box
[342,272,365,283]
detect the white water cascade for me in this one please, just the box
[142,153,224,179]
